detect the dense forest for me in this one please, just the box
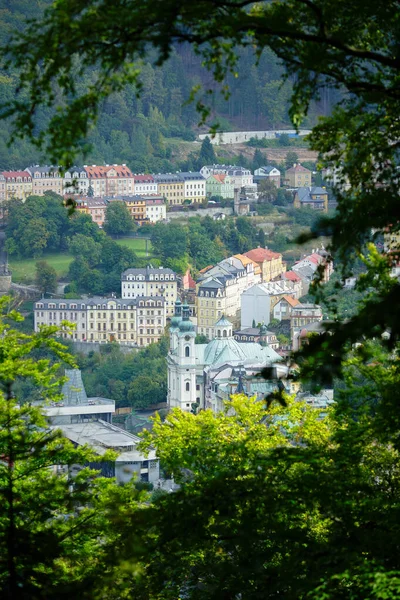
[0,0,335,171]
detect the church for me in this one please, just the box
[167,300,287,413]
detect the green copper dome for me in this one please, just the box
[170,299,183,330]
[178,303,195,332]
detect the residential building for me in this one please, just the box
[281,271,303,299]
[293,186,329,212]
[83,164,134,197]
[180,171,206,203]
[240,280,297,328]
[196,254,262,337]
[244,247,286,282]
[63,166,89,195]
[284,163,312,188]
[153,173,185,205]
[254,165,281,187]
[39,369,159,484]
[168,309,285,413]
[226,166,253,187]
[200,164,237,179]
[2,171,32,201]
[34,296,166,347]
[106,195,146,224]
[144,196,166,222]
[234,325,279,349]
[121,266,177,317]
[273,295,301,321]
[133,174,157,195]
[292,249,333,285]
[290,304,323,350]
[206,174,235,199]
[74,196,107,227]
[25,165,63,195]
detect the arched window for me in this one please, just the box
[185,346,190,357]
[218,330,221,337]
[186,382,190,392]
[223,330,227,338]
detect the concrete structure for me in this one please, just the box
[168,309,284,413]
[121,266,177,317]
[153,173,184,205]
[284,163,312,188]
[64,166,89,195]
[244,247,286,282]
[180,172,206,203]
[133,174,157,195]
[143,196,166,222]
[83,164,134,197]
[254,166,281,187]
[41,369,160,484]
[233,188,251,215]
[196,255,262,338]
[34,296,167,347]
[198,130,311,145]
[2,171,33,201]
[290,304,323,351]
[25,165,63,196]
[294,186,328,212]
[240,280,297,328]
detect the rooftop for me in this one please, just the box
[244,247,281,262]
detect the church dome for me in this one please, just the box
[179,318,195,333]
[170,299,182,330]
[204,337,248,366]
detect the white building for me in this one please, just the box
[200,164,237,179]
[198,130,311,145]
[168,306,284,414]
[254,165,281,188]
[133,174,158,195]
[144,197,166,222]
[121,266,177,317]
[64,166,89,195]
[226,167,253,187]
[180,171,206,203]
[241,281,297,328]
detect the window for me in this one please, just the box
[185,346,190,357]
[186,382,190,392]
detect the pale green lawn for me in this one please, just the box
[115,237,154,257]
[10,253,73,284]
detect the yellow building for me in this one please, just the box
[285,163,312,188]
[2,171,33,201]
[25,165,64,196]
[293,186,328,212]
[243,248,286,282]
[154,174,185,205]
[123,196,146,224]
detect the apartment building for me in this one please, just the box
[105,196,146,224]
[64,166,89,196]
[205,174,235,199]
[254,166,281,188]
[284,163,312,188]
[226,167,253,187]
[2,171,33,201]
[144,197,166,222]
[34,296,166,347]
[293,186,329,212]
[25,165,64,195]
[290,304,323,351]
[74,197,107,227]
[153,174,184,205]
[180,172,206,203]
[121,266,178,317]
[133,174,157,195]
[83,164,134,197]
[244,247,286,282]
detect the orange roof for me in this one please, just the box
[212,174,226,183]
[84,165,133,178]
[244,248,281,263]
[281,295,300,308]
[2,171,32,179]
[285,164,311,174]
[199,265,213,274]
[233,254,262,274]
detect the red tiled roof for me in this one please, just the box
[134,174,154,183]
[244,248,281,263]
[2,171,32,179]
[199,265,213,274]
[308,253,323,264]
[283,271,302,282]
[84,165,133,178]
[281,294,300,308]
[285,164,311,174]
[212,174,226,183]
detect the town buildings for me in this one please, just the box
[133,174,157,195]
[254,165,281,187]
[75,197,107,227]
[285,163,312,188]
[121,266,178,317]
[205,174,235,199]
[290,304,323,350]
[226,166,253,187]
[143,196,166,222]
[273,295,301,321]
[240,280,297,328]
[153,173,185,205]
[2,171,32,201]
[234,325,279,349]
[180,172,206,203]
[34,295,166,347]
[243,247,286,282]
[107,196,146,224]
[64,166,89,195]
[83,164,135,197]
[196,254,262,337]
[167,307,285,413]
[25,165,64,196]
[294,186,329,212]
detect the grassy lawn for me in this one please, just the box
[116,237,154,257]
[10,252,73,284]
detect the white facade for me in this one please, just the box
[64,167,89,195]
[134,175,158,195]
[241,284,272,329]
[226,167,253,187]
[121,266,177,316]
[181,172,206,202]
[198,130,312,145]
[144,199,166,222]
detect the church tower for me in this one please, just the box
[168,303,197,412]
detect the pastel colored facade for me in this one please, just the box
[133,174,157,195]
[2,171,33,201]
[83,165,134,197]
[293,186,328,212]
[143,197,166,222]
[25,165,63,195]
[206,173,235,199]
[244,247,286,282]
[168,309,284,414]
[34,296,166,347]
[226,167,253,187]
[285,163,312,188]
[75,197,107,227]
[180,172,206,203]
[200,164,237,179]
[153,174,185,205]
[254,165,281,188]
[273,295,301,321]
[106,195,146,224]
[280,271,303,299]
[64,167,89,195]
[196,254,261,338]
[290,304,323,351]
[292,249,333,284]
[240,280,297,328]
[121,266,177,317]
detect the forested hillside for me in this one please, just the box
[0,0,335,171]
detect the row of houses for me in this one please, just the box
[75,195,166,225]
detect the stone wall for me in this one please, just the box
[198,130,312,145]
[167,206,233,220]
